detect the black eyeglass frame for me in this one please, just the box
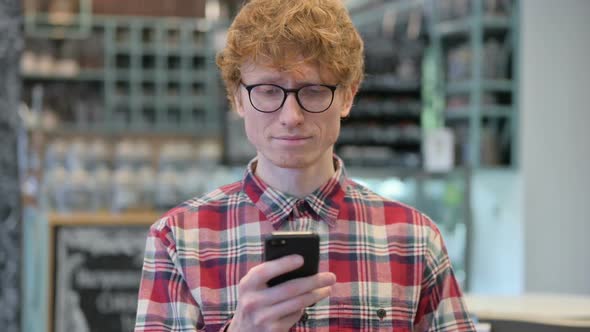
[240,82,338,113]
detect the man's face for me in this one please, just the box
[234,61,355,170]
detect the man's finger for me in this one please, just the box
[262,272,336,305]
[240,254,304,290]
[259,285,334,322]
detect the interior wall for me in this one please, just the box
[0,0,23,330]
[521,0,590,294]
[469,170,523,295]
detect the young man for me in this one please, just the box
[135,0,475,331]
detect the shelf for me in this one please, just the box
[446,79,514,95]
[481,80,514,92]
[124,46,208,57]
[347,166,467,180]
[138,70,158,81]
[434,16,511,38]
[22,15,222,140]
[48,211,161,226]
[337,140,421,149]
[349,110,422,120]
[111,44,135,53]
[24,10,93,39]
[135,96,158,105]
[435,17,471,36]
[185,98,208,107]
[350,0,425,28]
[41,124,221,137]
[184,48,209,56]
[22,69,104,81]
[482,16,512,29]
[445,106,513,120]
[361,79,422,93]
[105,68,210,85]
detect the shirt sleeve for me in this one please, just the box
[135,218,204,331]
[414,224,476,332]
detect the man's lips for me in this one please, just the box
[272,135,313,145]
[274,136,312,140]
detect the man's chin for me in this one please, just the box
[274,158,310,169]
[266,153,314,170]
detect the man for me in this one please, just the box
[135,0,475,331]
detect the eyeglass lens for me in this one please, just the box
[249,84,334,113]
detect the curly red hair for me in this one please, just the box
[216,0,364,110]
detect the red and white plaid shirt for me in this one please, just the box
[135,156,475,331]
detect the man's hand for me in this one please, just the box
[227,254,336,332]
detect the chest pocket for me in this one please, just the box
[337,301,413,332]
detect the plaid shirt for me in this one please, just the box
[135,157,475,331]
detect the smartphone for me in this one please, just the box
[263,231,320,287]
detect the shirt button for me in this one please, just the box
[299,311,309,323]
[376,308,386,319]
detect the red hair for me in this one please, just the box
[216,0,364,110]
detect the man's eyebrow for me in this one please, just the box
[247,76,325,86]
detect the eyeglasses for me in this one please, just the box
[240,82,338,113]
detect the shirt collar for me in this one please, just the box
[242,156,347,229]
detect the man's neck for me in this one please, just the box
[254,154,336,199]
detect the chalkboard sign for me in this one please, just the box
[52,224,150,332]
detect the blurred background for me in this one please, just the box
[0,0,589,331]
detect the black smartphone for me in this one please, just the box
[263,231,320,287]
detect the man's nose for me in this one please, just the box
[279,93,305,126]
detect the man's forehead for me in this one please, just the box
[240,60,336,83]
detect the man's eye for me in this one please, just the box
[257,86,281,95]
[302,86,330,96]
[306,86,324,93]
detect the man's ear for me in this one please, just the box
[233,88,245,118]
[340,83,359,118]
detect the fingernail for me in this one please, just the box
[330,272,336,281]
[292,254,304,265]
[324,273,336,284]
